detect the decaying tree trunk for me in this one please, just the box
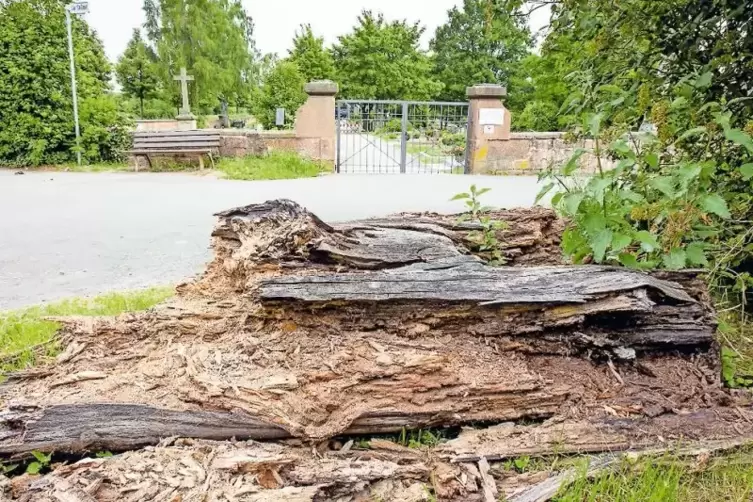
[1,200,751,501]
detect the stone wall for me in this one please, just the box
[471,132,606,175]
[218,130,333,162]
[135,120,185,132]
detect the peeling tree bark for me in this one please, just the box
[0,200,746,488]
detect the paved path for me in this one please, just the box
[0,171,545,309]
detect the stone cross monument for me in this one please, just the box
[174,67,195,117]
[173,67,197,130]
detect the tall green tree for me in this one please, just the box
[430,0,531,101]
[143,0,252,112]
[0,0,124,165]
[252,60,306,129]
[333,11,442,100]
[288,24,335,82]
[115,29,161,117]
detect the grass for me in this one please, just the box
[718,311,753,388]
[0,287,173,373]
[5,163,130,173]
[555,448,753,501]
[217,151,330,181]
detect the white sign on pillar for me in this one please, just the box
[275,108,285,126]
[479,108,505,126]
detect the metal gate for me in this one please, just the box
[336,100,469,174]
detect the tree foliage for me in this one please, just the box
[252,60,307,130]
[333,11,442,100]
[0,0,128,165]
[430,0,531,101]
[535,0,753,300]
[115,29,161,118]
[143,0,252,112]
[288,24,335,83]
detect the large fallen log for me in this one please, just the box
[0,200,744,463]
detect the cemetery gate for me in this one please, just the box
[335,100,470,174]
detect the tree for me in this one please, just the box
[288,24,335,82]
[252,60,307,129]
[430,0,531,101]
[332,11,442,100]
[116,29,161,117]
[142,0,252,112]
[0,0,126,165]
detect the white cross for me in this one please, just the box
[173,67,194,115]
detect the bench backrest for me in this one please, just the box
[132,130,221,153]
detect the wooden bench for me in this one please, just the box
[131,130,221,170]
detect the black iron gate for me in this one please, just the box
[336,100,469,174]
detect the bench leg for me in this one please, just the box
[208,152,216,170]
[199,156,205,171]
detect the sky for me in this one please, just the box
[86,0,552,64]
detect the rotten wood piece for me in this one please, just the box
[0,200,742,463]
[5,428,753,502]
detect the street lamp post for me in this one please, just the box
[65,2,89,166]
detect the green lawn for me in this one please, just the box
[0,287,173,373]
[4,163,130,173]
[217,151,331,180]
[556,448,753,501]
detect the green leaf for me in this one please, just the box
[648,176,676,197]
[550,192,564,206]
[596,84,623,94]
[31,451,50,464]
[662,248,687,270]
[670,97,688,109]
[693,72,713,88]
[620,189,644,203]
[588,113,604,137]
[450,193,469,201]
[590,229,613,263]
[644,152,659,169]
[26,462,42,475]
[618,253,640,269]
[561,148,587,176]
[534,183,554,204]
[725,128,753,154]
[678,163,702,183]
[475,187,492,197]
[611,233,632,253]
[740,163,753,181]
[563,192,585,215]
[685,242,708,266]
[588,177,611,204]
[635,231,659,252]
[700,194,731,219]
[611,139,632,156]
[583,212,606,235]
[675,127,707,143]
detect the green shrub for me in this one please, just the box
[515,101,560,132]
[79,95,133,163]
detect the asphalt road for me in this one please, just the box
[0,171,544,309]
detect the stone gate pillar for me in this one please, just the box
[294,80,338,165]
[466,84,511,174]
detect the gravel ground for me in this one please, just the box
[0,171,545,309]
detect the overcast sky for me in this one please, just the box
[86,0,551,64]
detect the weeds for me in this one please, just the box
[452,184,507,265]
[217,151,329,180]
